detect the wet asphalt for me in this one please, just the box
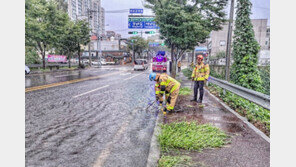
[25,65,159,167]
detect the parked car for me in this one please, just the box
[91,61,99,65]
[82,59,89,64]
[100,60,107,65]
[105,61,115,65]
[134,59,148,71]
[25,65,30,75]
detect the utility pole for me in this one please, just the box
[132,41,135,64]
[87,8,92,67]
[225,0,235,81]
[98,1,102,67]
[225,0,234,81]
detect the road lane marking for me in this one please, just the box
[93,117,131,167]
[25,71,123,93]
[123,71,146,81]
[73,85,110,98]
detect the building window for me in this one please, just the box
[220,40,226,46]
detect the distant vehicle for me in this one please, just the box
[82,59,89,64]
[152,51,167,72]
[25,65,30,75]
[91,61,99,65]
[100,60,107,65]
[134,59,148,71]
[105,61,115,65]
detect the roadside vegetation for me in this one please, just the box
[179,87,192,95]
[181,68,192,79]
[208,83,270,136]
[158,121,229,152]
[158,155,192,167]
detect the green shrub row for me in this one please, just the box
[208,83,270,132]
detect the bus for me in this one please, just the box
[152,51,167,72]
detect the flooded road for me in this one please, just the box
[25,66,159,167]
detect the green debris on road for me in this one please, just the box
[158,121,229,152]
[158,155,192,167]
[179,87,192,96]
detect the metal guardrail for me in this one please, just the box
[209,76,270,110]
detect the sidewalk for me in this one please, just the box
[165,69,270,167]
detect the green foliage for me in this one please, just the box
[158,155,192,167]
[231,0,263,92]
[25,0,90,68]
[208,83,270,132]
[56,20,90,57]
[25,46,41,64]
[179,87,192,95]
[209,66,224,80]
[26,0,70,67]
[258,66,270,95]
[158,121,229,152]
[127,36,149,57]
[181,68,192,79]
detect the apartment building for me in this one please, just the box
[208,19,270,57]
[67,0,105,35]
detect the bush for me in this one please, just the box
[179,87,192,95]
[181,68,192,79]
[208,83,270,132]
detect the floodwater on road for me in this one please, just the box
[26,67,159,167]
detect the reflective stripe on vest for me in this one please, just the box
[167,105,174,110]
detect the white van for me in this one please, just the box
[134,59,148,71]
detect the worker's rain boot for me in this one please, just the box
[190,98,197,102]
[197,99,202,103]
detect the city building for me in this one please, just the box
[208,19,270,65]
[67,0,105,35]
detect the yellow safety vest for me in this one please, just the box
[191,62,210,81]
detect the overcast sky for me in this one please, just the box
[101,0,270,38]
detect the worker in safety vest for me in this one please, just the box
[149,72,181,114]
[191,55,210,103]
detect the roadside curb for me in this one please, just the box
[146,111,162,167]
[204,88,270,143]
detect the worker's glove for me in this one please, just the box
[167,96,171,104]
[191,77,194,81]
[156,96,159,101]
[159,101,163,105]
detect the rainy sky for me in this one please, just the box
[101,0,270,38]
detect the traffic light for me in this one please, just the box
[128,31,138,34]
[161,43,165,46]
[145,31,155,34]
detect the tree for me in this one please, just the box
[25,0,69,69]
[54,0,68,12]
[25,46,41,64]
[56,20,90,68]
[230,0,263,92]
[127,36,149,61]
[145,0,228,78]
